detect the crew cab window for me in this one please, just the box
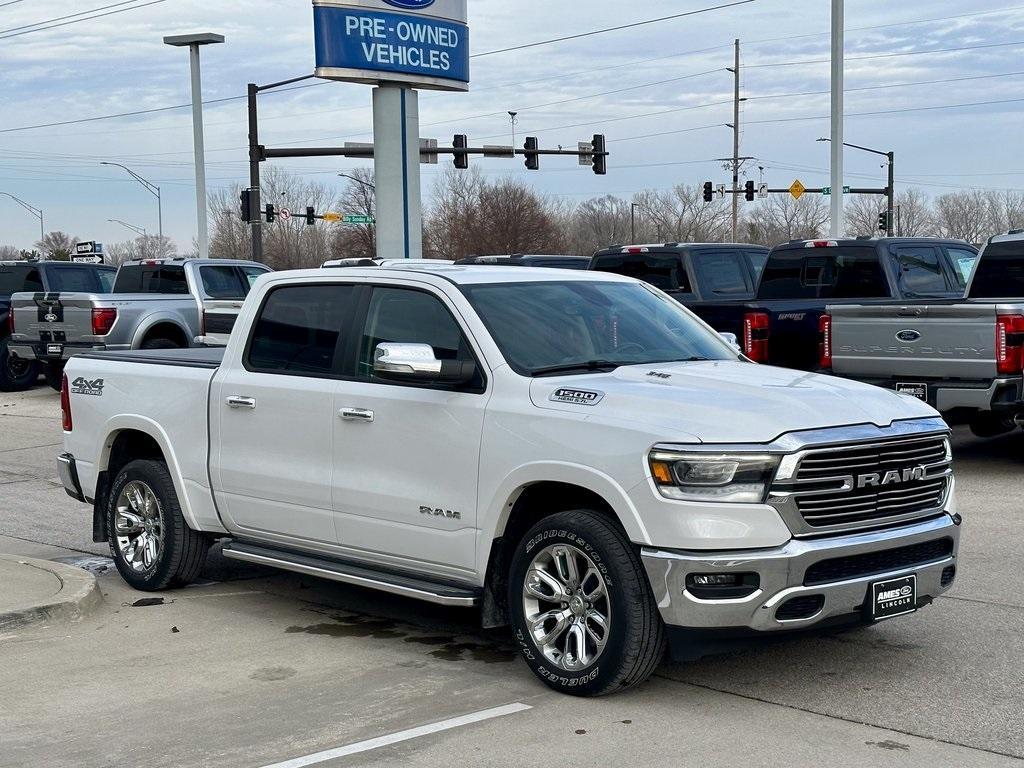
[691,250,751,295]
[114,265,189,294]
[757,247,888,299]
[947,247,979,288]
[893,246,950,295]
[200,266,246,298]
[247,284,355,375]
[47,266,116,293]
[0,267,42,295]
[357,287,479,386]
[969,242,1024,298]
[239,266,269,290]
[590,252,693,293]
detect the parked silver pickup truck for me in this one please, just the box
[8,258,269,389]
[826,231,1024,436]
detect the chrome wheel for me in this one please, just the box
[522,543,611,671]
[114,481,164,573]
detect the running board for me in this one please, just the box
[221,541,481,607]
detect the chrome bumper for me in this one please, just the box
[642,514,959,632]
[57,453,85,503]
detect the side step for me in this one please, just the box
[221,541,482,607]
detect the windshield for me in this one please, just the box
[461,280,737,376]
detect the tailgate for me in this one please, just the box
[11,292,101,343]
[830,303,997,379]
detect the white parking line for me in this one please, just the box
[258,702,533,768]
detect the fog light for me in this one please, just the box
[692,574,739,586]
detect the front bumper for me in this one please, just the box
[642,513,959,633]
[57,453,85,503]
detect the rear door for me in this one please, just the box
[211,282,357,544]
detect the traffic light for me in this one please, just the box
[240,189,255,223]
[264,204,275,224]
[592,134,607,175]
[703,182,714,203]
[524,136,540,171]
[453,134,469,170]
[306,206,316,226]
[877,210,889,232]
[744,180,755,201]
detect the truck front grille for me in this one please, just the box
[770,434,952,535]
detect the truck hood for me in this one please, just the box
[529,360,938,444]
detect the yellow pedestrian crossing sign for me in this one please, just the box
[789,179,806,200]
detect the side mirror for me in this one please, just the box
[719,332,741,353]
[373,343,476,385]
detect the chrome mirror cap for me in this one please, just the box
[373,343,443,377]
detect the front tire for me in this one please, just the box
[107,459,209,591]
[508,509,666,696]
[0,338,38,392]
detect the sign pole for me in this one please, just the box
[830,0,844,238]
[373,85,423,260]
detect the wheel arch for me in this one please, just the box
[131,315,191,349]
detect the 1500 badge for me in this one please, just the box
[550,388,604,406]
[70,377,104,396]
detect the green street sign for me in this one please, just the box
[342,214,375,225]
[821,186,852,196]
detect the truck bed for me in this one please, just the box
[77,347,224,369]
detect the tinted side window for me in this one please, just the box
[946,247,978,288]
[239,266,270,294]
[200,266,245,298]
[247,285,355,375]
[758,248,887,300]
[357,287,479,386]
[47,266,112,293]
[590,253,692,293]
[969,242,1024,298]
[0,267,39,295]
[893,246,950,295]
[745,250,768,280]
[692,250,751,295]
[114,265,189,294]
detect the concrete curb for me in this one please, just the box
[0,555,102,633]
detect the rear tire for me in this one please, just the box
[141,338,182,350]
[0,338,38,392]
[107,459,209,591]
[44,363,63,392]
[508,509,666,696]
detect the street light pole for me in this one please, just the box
[108,219,147,237]
[631,202,637,243]
[164,33,225,259]
[817,138,894,236]
[337,172,376,192]
[100,162,163,241]
[0,192,44,240]
[731,38,740,243]
[830,0,844,238]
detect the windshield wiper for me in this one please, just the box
[531,359,624,377]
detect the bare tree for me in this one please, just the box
[933,190,990,245]
[893,188,934,236]
[643,185,732,243]
[34,231,78,261]
[845,194,886,238]
[105,235,176,266]
[333,168,376,260]
[744,195,830,247]
[567,195,633,254]
[0,245,21,260]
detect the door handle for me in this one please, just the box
[339,407,374,422]
[226,396,257,409]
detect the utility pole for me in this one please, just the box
[830,0,844,238]
[731,38,740,242]
[886,150,895,236]
[631,202,638,243]
[247,83,263,262]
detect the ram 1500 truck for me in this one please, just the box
[1,260,116,391]
[827,231,1024,437]
[9,258,269,389]
[57,264,961,696]
[603,239,976,371]
[589,243,769,335]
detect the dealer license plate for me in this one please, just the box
[895,383,927,401]
[870,575,917,621]
[46,344,63,356]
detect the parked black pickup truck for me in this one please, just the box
[597,239,976,371]
[1,260,115,391]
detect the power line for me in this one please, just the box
[471,0,756,57]
[746,39,1024,69]
[0,0,167,40]
[0,0,26,7]
[0,0,151,36]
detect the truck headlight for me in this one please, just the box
[648,451,779,503]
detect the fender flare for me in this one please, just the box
[130,313,193,349]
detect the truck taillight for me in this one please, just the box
[61,374,72,432]
[995,314,1024,375]
[743,311,770,363]
[91,308,117,336]
[818,314,833,370]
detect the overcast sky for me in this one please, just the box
[2,0,1024,250]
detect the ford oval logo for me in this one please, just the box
[44,313,58,323]
[896,329,922,343]
[382,0,436,8]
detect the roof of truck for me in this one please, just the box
[268,264,635,286]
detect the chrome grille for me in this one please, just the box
[770,434,952,535]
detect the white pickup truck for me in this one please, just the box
[57,264,961,696]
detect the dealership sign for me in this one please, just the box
[313,0,469,91]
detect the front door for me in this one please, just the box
[211,283,357,545]
[332,284,488,576]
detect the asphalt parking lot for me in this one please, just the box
[1,386,1022,767]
